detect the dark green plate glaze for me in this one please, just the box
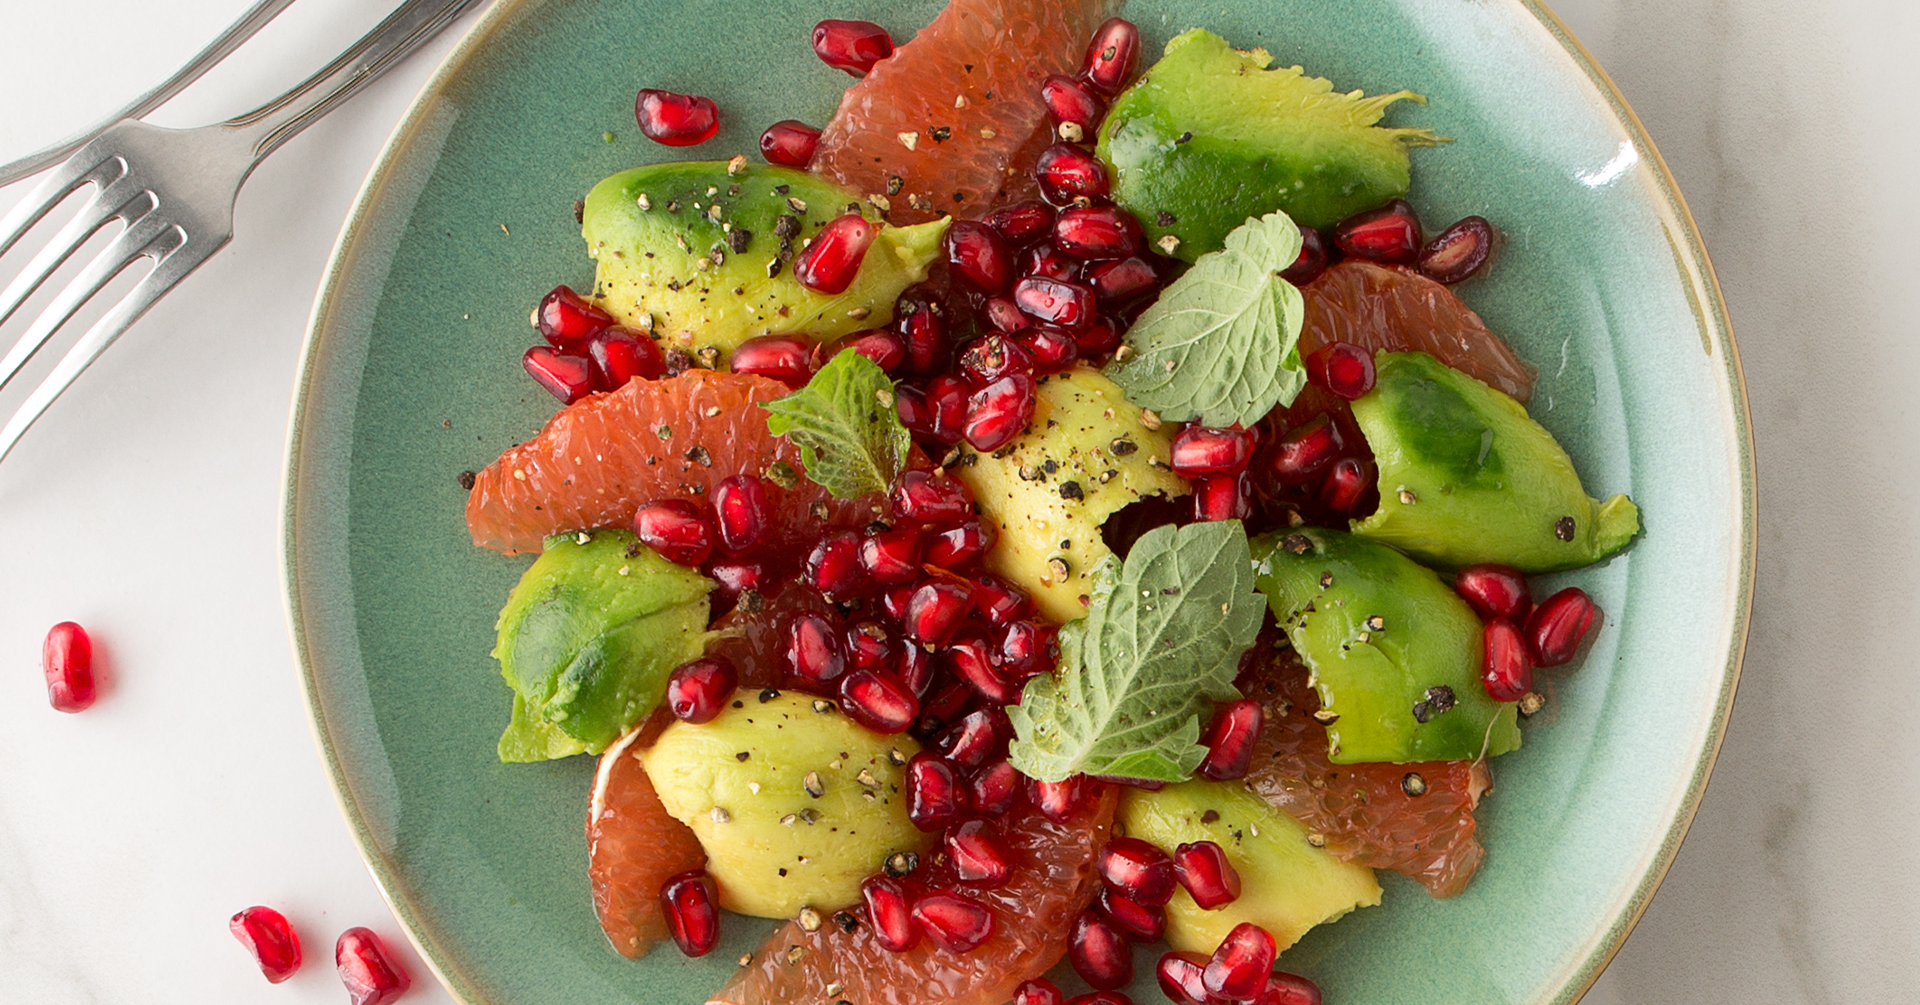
[283,2,1753,1002]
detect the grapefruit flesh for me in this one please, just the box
[1300,261,1536,403]
[810,0,1120,224]
[710,787,1117,1005]
[587,726,707,958]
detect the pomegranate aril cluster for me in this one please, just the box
[521,285,666,403]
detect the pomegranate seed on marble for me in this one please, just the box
[1333,199,1422,264]
[759,119,821,167]
[945,819,1013,886]
[635,89,719,146]
[1456,564,1532,623]
[1014,277,1095,328]
[959,333,1036,386]
[972,576,1032,626]
[1263,414,1343,484]
[926,521,995,570]
[632,499,715,566]
[1041,73,1105,139]
[706,560,765,607]
[1035,144,1110,205]
[1098,887,1166,942]
[1193,474,1252,522]
[1418,216,1496,284]
[659,871,722,956]
[334,927,410,1005]
[812,19,894,76]
[1280,225,1330,286]
[1482,618,1534,702]
[997,619,1055,679]
[1171,425,1256,477]
[969,760,1024,815]
[230,906,301,983]
[1012,326,1081,373]
[904,579,974,645]
[912,892,995,953]
[524,346,595,404]
[666,657,737,724]
[892,469,974,524]
[786,612,847,684]
[711,475,769,555]
[1173,841,1242,909]
[1075,315,1124,356]
[1156,951,1214,1005]
[795,213,878,295]
[1099,838,1177,906]
[1320,457,1376,514]
[821,329,908,373]
[937,707,1012,768]
[1054,206,1144,260]
[1305,342,1376,400]
[805,531,866,599]
[907,753,963,830]
[1080,17,1141,95]
[988,201,1058,247]
[964,373,1037,452]
[897,302,951,374]
[1255,972,1325,1005]
[946,220,1014,292]
[730,334,815,386]
[1021,243,1080,281]
[914,680,975,736]
[848,621,894,669]
[42,621,94,714]
[981,295,1029,333]
[864,876,921,951]
[1067,994,1135,1005]
[946,630,1017,704]
[1029,775,1087,822]
[1015,978,1066,1005]
[535,285,613,349]
[1204,923,1277,1000]
[1527,587,1599,667]
[861,527,925,583]
[1069,911,1134,989]
[899,644,937,696]
[587,327,664,389]
[1197,699,1263,781]
[840,668,920,733]
[1085,257,1157,301]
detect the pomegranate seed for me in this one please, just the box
[535,285,613,349]
[1029,775,1087,822]
[915,680,974,735]
[1455,564,1532,623]
[1054,206,1144,260]
[334,928,410,1005]
[794,213,878,295]
[524,346,595,404]
[821,330,908,373]
[632,499,715,566]
[863,876,921,951]
[1085,257,1157,301]
[1156,951,1215,1005]
[988,201,1057,247]
[1333,199,1422,264]
[946,819,1013,886]
[997,619,1056,679]
[1527,587,1598,667]
[1035,144,1111,205]
[1418,216,1496,284]
[904,579,974,645]
[964,373,1037,452]
[730,334,815,386]
[1171,425,1256,476]
[1305,342,1376,400]
[937,707,1011,767]
[840,668,920,733]
[1067,994,1135,1005]
[1320,456,1377,514]
[710,475,769,555]
[1197,699,1263,781]
[1069,910,1134,989]
[958,333,1035,386]
[861,527,925,583]
[1014,277,1095,328]
[1041,73,1106,137]
[927,521,995,570]
[899,644,937,696]
[883,583,917,623]
[666,657,738,724]
[805,531,866,599]
[970,759,1025,815]
[42,621,94,713]
[892,469,975,524]
[972,576,1032,626]
[1099,887,1166,942]
[1021,242,1080,281]
[759,119,821,167]
[786,613,847,684]
[981,295,1029,333]
[848,621,894,669]
[1012,326,1081,374]
[1280,225,1329,285]
[897,302,951,374]
[1193,474,1252,522]
[812,19,894,76]
[912,892,995,953]
[706,560,765,607]
[1173,841,1242,909]
[906,753,963,830]
[1015,978,1066,1005]
[634,89,719,146]
[230,906,301,983]
[946,630,1017,704]
[1080,17,1141,95]
[1204,923,1277,1000]
[660,871,722,956]
[1263,414,1343,484]
[1075,315,1125,356]
[1098,838,1177,905]
[899,378,969,445]
[1255,972,1324,1005]
[1481,618,1534,702]
[946,220,1014,292]
[587,327,665,389]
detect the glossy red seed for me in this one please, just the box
[666,656,738,724]
[1069,910,1134,989]
[1098,887,1166,942]
[1080,17,1141,95]
[1156,951,1215,1005]
[1074,315,1125,356]
[587,327,665,389]
[759,119,821,167]
[926,521,995,570]
[848,621,895,670]
[1481,618,1534,702]
[937,707,1011,768]
[632,499,715,566]
[945,818,1013,886]
[1085,257,1157,301]
[1066,993,1135,1005]
[1014,277,1095,328]
[1015,978,1066,1005]
[840,668,920,733]
[42,621,94,714]
[891,469,974,524]
[964,373,1037,452]
[524,346,596,404]
[660,871,722,956]
[903,579,974,645]
[997,619,1055,679]
[1034,144,1110,205]
[914,679,974,736]
[863,876,921,951]
[957,333,1034,386]
[1099,837,1177,907]
[820,329,908,373]
[1204,923,1277,1000]
[972,575,1032,627]
[897,302,950,374]
[706,560,765,608]
[1254,972,1324,1005]
[1455,564,1532,623]
[1054,206,1144,260]
[710,475,769,555]
[946,220,1014,292]
[1029,775,1088,822]
[1012,326,1081,374]
[805,531,865,599]
[1192,473,1252,522]
[794,213,878,295]
[1418,216,1496,284]
[907,753,962,830]
[1171,425,1256,477]
[897,381,955,445]
[1197,699,1263,781]
[536,285,613,349]
[861,527,925,583]
[945,630,1017,704]
[230,906,301,983]
[730,334,815,387]
[334,927,410,1005]
[981,295,1029,333]
[1263,414,1343,484]
[634,89,720,146]
[812,19,894,76]
[912,892,995,953]
[1021,242,1080,281]
[1173,841,1242,910]
[1527,587,1598,667]
[988,201,1058,247]
[1280,225,1329,286]
[1333,199,1422,264]
[1304,342,1376,400]
[1041,73,1106,136]
[786,612,848,684]
[899,643,937,696]
[969,760,1024,815]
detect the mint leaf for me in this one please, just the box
[1105,212,1308,427]
[762,351,911,499]
[1008,521,1266,783]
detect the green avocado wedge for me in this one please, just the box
[1353,352,1640,571]
[1252,527,1520,764]
[1095,28,1440,261]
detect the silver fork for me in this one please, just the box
[0,0,483,465]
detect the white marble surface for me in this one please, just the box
[0,1,1914,1002]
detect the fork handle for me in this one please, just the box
[225,0,484,161]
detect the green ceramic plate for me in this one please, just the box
[283,1,1752,1002]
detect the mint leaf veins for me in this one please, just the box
[762,350,911,499]
[1008,520,1266,783]
[1105,211,1308,427]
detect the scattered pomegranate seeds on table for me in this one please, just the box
[229,906,302,983]
[335,927,411,1005]
[42,621,94,713]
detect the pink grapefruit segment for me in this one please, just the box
[1300,260,1536,402]
[587,727,707,958]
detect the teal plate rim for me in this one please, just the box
[280,1,1756,1002]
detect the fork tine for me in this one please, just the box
[0,177,153,331]
[0,207,172,396]
[0,148,125,262]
